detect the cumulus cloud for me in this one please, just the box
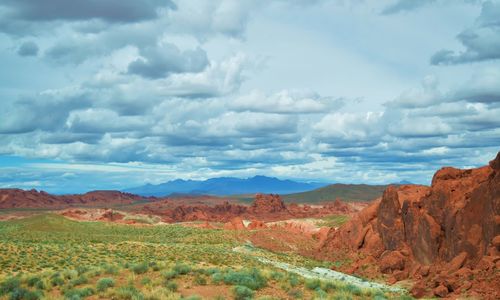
[128,44,208,79]
[0,0,176,23]
[168,0,256,40]
[17,41,38,56]
[451,68,500,103]
[431,1,500,65]
[0,0,498,190]
[231,90,344,114]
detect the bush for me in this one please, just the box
[232,285,254,300]
[26,276,41,288]
[343,284,362,296]
[223,269,267,290]
[9,288,42,300]
[112,286,144,300]
[269,271,284,281]
[63,287,94,299]
[140,277,151,285]
[0,277,21,296]
[34,280,46,291]
[287,275,300,288]
[211,272,224,284]
[164,281,178,292]
[193,275,207,286]
[322,281,337,292]
[50,274,65,287]
[314,288,328,299]
[132,263,149,275]
[304,279,321,290]
[173,263,191,275]
[103,265,118,275]
[96,278,115,292]
[162,270,177,280]
[69,275,88,287]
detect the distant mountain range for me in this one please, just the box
[123,176,327,197]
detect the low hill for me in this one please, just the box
[123,175,326,197]
[0,189,153,209]
[282,183,387,203]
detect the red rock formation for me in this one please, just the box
[0,189,152,209]
[223,217,246,230]
[320,152,500,299]
[249,194,287,213]
[248,220,267,229]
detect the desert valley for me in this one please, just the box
[0,153,498,299]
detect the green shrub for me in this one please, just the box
[26,276,41,288]
[0,277,21,295]
[269,271,284,281]
[173,263,191,275]
[112,286,144,300]
[140,277,151,285]
[304,279,321,290]
[69,275,88,287]
[314,288,328,299]
[287,275,300,287]
[164,281,178,292]
[9,288,42,300]
[211,272,224,284]
[343,284,362,296]
[34,280,46,291]
[96,278,115,292]
[223,269,267,290]
[322,281,337,292]
[232,285,254,300]
[50,274,65,287]
[103,265,118,275]
[63,287,94,299]
[193,275,207,286]
[161,270,177,280]
[132,263,149,274]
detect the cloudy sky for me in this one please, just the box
[0,0,499,193]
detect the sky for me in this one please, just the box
[0,0,499,194]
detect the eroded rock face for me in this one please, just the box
[223,217,246,230]
[0,189,149,209]
[250,194,287,213]
[320,152,500,298]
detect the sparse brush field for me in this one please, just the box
[0,214,410,299]
[316,215,350,228]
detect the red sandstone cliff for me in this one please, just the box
[320,152,500,299]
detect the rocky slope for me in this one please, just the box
[0,189,152,209]
[320,152,500,299]
[141,193,357,223]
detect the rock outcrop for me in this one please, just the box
[0,189,150,209]
[320,152,500,298]
[249,194,287,213]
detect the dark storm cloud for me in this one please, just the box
[17,41,38,56]
[128,45,209,79]
[431,1,500,65]
[0,92,92,134]
[0,0,176,23]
